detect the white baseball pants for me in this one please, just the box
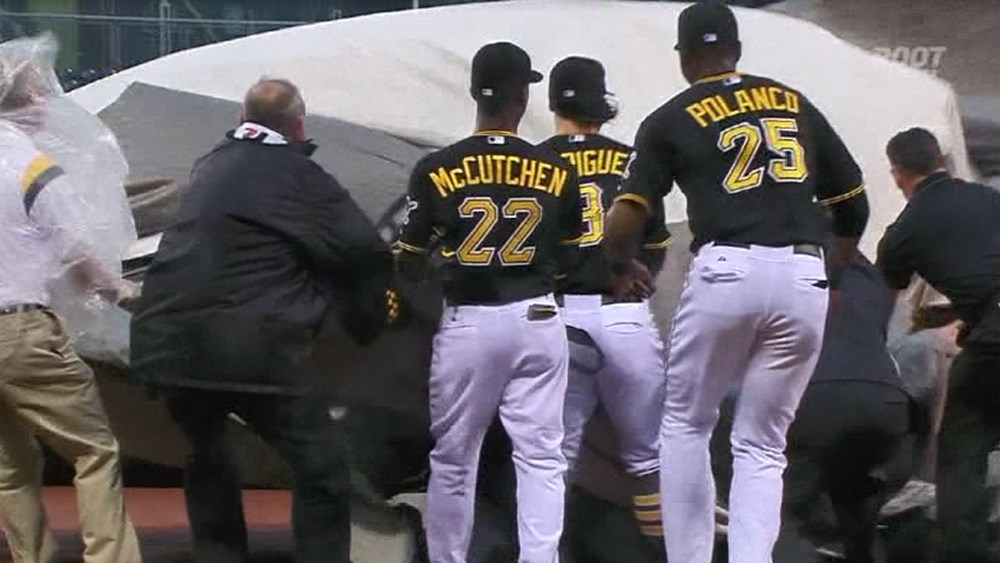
[660,243,829,563]
[560,295,666,477]
[425,294,569,563]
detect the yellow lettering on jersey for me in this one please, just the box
[536,161,551,190]
[701,97,726,123]
[785,91,800,113]
[686,86,802,128]
[519,157,538,187]
[768,87,786,111]
[449,167,466,189]
[430,167,455,197]
[560,149,631,179]
[430,155,568,197]
[686,103,710,127]
[734,89,757,114]
[715,95,740,118]
[598,150,614,175]
[612,150,628,175]
[751,87,773,111]
[491,154,506,183]
[559,151,578,169]
[581,150,597,176]
[462,156,481,185]
[477,154,495,183]
[550,166,567,197]
[505,155,520,185]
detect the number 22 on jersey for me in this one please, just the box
[455,197,543,266]
[718,117,808,193]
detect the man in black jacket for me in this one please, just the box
[877,128,1000,563]
[130,78,395,563]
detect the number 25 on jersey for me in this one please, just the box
[718,117,808,193]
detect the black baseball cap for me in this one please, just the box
[470,42,543,100]
[549,56,609,107]
[675,1,740,51]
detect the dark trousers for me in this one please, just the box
[782,382,912,563]
[165,388,352,563]
[937,308,1000,563]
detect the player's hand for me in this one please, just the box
[612,259,653,302]
[96,279,140,307]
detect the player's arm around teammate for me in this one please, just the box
[538,56,669,561]
[395,42,584,563]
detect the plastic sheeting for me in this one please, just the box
[0,33,136,365]
[69,0,973,258]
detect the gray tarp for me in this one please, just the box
[100,82,428,233]
[91,77,970,484]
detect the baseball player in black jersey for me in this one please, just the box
[537,56,669,557]
[604,3,871,562]
[395,42,583,563]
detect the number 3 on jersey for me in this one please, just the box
[456,197,543,266]
[577,182,604,247]
[718,117,808,193]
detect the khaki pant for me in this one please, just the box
[0,308,141,563]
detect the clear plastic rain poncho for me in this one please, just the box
[0,33,136,366]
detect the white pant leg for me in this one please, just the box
[426,305,510,563]
[500,296,569,563]
[560,300,602,476]
[728,253,828,563]
[660,246,763,563]
[597,301,666,477]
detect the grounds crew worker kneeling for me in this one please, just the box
[131,78,398,563]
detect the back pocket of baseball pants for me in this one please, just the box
[697,255,749,283]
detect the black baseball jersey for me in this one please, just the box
[397,131,583,305]
[539,133,671,295]
[617,72,865,251]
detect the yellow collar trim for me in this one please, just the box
[474,129,517,136]
[695,71,741,85]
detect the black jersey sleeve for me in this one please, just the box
[396,157,436,255]
[805,101,866,206]
[616,116,674,215]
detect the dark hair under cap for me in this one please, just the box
[886,127,943,176]
[548,56,619,125]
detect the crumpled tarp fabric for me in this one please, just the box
[0,33,136,366]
